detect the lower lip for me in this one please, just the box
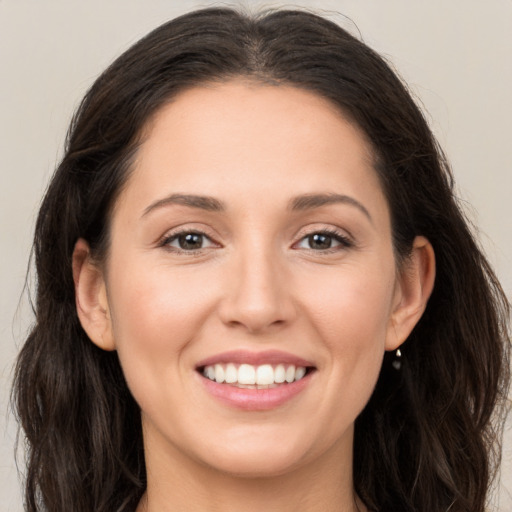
[198,372,314,411]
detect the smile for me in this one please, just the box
[202,363,309,388]
[195,351,316,411]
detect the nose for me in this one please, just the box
[217,244,296,334]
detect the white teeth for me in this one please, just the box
[285,365,296,383]
[225,363,237,383]
[256,364,274,385]
[238,364,256,385]
[214,364,225,383]
[295,366,306,381]
[274,364,286,383]
[206,366,215,380]
[202,363,309,386]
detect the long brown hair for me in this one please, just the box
[13,7,510,512]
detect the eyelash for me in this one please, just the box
[294,228,353,253]
[159,228,353,254]
[159,230,218,255]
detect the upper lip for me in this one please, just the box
[195,350,315,369]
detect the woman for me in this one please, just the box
[13,7,510,512]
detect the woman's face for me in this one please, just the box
[88,81,413,477]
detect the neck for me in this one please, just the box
[137,472,364,512]
[136,428,366,512]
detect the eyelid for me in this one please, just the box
[292,226,355,251]
[158,226,221,253]
[156,223,354,254]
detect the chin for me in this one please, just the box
[190,428,320,479]
[204,449,305,479]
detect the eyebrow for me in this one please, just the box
[288,193,373,223]
[142,194,226,217]
[141,192,372,223]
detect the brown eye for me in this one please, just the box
[295,230,352,251]
[308,233,333,250]
[177,233,203,250]
[164,231,216,251]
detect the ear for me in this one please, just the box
[72,238,116,351]
[386,236,436,351]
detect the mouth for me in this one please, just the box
[198,363,315,389]
[195,350,317,410]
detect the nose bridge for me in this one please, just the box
[219,234,293,332]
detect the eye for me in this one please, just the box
[162,231,217,252]
[295,230,352,251]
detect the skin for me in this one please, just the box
[73,81,435,512]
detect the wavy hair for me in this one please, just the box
[13,7,510,512]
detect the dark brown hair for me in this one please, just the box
[13,7,510,512]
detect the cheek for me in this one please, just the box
[297,260,395,403]
[108,260,209,348]
[105,265,213,425]
[301,262,395,347]
[105,259,216,404]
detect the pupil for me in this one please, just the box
[179,233,202,250]
[309,233,331,249]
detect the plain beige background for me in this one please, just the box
[1,1,511,510]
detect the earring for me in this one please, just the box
[392,348,402,370]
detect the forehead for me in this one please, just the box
[114,80,388,222]
[141,80,374,164]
